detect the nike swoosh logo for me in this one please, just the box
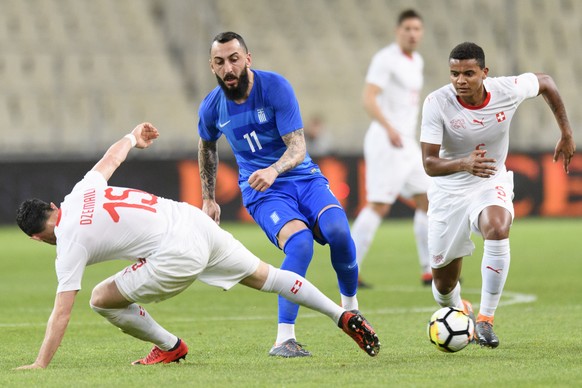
[219,120,231,128]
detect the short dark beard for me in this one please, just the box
[216,69,250,101]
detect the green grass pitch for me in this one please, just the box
[1,218,581,387]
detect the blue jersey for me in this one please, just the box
[198,70,322,204]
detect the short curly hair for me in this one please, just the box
[16,199,52,236]
[449,42,486,69]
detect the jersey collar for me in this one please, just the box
[456,91,491,110]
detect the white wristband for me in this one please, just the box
[124,133,137,148]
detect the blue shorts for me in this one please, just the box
[246,175,341,248]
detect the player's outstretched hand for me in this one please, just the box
[14,363,44,370]
[553,135,576,174]
[132,122,160,149]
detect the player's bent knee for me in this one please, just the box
[277,220,310,248]
[283,229,313,256]
[90,284,106,309]
[240,261,270,290]
[318,207,351,244]
[483,226,511,240]
[90,277,131,309]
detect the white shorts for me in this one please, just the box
[115,206,260,304]
[363,125,430,204]
[427,171,515,268]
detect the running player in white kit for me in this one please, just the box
[350,10,432,288]
[420,42,575,348]
[14,123,380,369]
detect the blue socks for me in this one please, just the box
[318,207,358,297]
[278,228,314,324]
[277,207,358,325]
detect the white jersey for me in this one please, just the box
[55,171,199,293]
[365,42,423,139]
[420,73,539,192]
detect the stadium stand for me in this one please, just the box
[0,0,195,160]
[0,0,579,160]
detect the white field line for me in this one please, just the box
[0,287,536,328]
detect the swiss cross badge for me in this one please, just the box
[496,111,506,122]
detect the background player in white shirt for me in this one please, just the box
[351,9,432,287]
[420,42,575,348]
[14,123,380,369]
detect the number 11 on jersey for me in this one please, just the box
[243,131,263,152]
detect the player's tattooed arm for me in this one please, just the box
[198,138,219,200]
[198,138,222,222]
[270,129,307,175]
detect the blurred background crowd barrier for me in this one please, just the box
[2,152,580,224]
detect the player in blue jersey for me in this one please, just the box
[197,32,373,357]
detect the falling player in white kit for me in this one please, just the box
[351,9,432,287]
[420,42,575,348]
[14,123,380,369]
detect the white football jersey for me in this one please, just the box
[420,73,539,192]
[365,43,423,139]
[54,171,186,293]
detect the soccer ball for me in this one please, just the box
[427,307,474,353]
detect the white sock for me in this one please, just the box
[261,265,344,325]
[480,239,510,317]
[275,323,296,344]
[351,206,382,266]
[432,281,463,310]
[413,209,430,274]
[340,294,359,311]
[91,303,178,351]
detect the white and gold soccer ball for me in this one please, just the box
[427,307,475,353]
